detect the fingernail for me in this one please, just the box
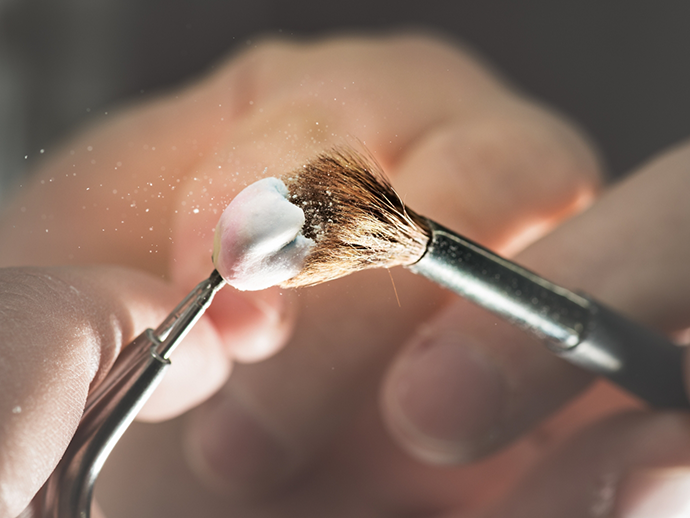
[185,386,292,496]
[384,330,506,464]
[616,468,690,518]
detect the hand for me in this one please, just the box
[383,141,690,518]
[0,266,227,518]
[0,33,603,516]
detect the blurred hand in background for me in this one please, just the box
[2,33,688,518]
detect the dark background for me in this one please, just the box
[1,0,689,192]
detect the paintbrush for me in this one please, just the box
[213,147,689,408]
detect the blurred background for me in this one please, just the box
[1,0,689,198]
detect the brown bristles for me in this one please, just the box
[280,147,431,288]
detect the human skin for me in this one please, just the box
[2,33,688,518]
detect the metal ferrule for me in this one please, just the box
[409,219,591,350]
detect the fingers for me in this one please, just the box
[0,266,227,517]
[470,412,690,518]
[167,32,599,291]
[176,35,601,497]
[382,140,690,465]
[392,105,599,254]
[0,31,603,503]
[168,33,506,289]
[0,53,296,366]
[0,33,600,366]
[0,80,230,273]
[184,268,448,496]
[381,300,593,465]
[518,140,690,330]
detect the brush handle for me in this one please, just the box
[557,298,689,407]
[409,220,689,408]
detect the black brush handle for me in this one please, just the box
[409,220,689,408]
[558,298,689,408]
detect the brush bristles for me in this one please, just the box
[280,148,431,288]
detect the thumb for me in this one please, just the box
[0,266,228,517]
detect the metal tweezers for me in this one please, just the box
[32,270,226,518]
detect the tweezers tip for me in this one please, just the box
[209,269,225,289]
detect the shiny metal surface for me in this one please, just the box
[409,220,689,409]
[410,220,591,350]
[34,270,226,518]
